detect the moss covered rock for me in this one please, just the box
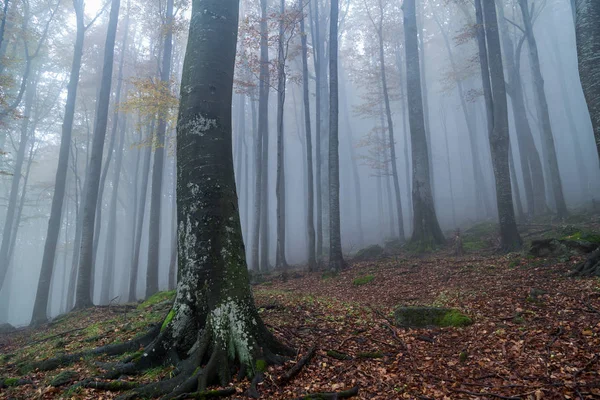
[394,306,472,328]
[50,370,78,387]
[0,323,16,334]
[353,244,384,261]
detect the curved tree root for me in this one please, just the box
[293,385,360,399]
[571,248,600,277]
[168,387,236,400]
[30,325,160,372]
[277,346,316,385]
[75,378,140,391]
[104,320,293,400]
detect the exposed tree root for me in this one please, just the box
[168,387,236,400]
[30,324,160,371]
[74,378,140,391]
[0,378,33,388]
[91,312,295,399]
[293,385,359,399]
[571,247,600,276]
[277,346,316,385]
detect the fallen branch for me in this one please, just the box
[277,346,316,385]
[293,385,359,399]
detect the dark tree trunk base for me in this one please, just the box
[571,247,600,277]
[86,311,295,400]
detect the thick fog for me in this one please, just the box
[0,0,598,326]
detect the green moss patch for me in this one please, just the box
[353,275,375,286]
[561,230,600,244]
[394,306,472,328]
[255,359,267,373]
[50,370,78,387]
[3,377,18,387]
[138,290,176,310]
[161,309,176,332]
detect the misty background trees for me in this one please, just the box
[1,0,599,326]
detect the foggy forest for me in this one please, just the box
[0,0,599,398]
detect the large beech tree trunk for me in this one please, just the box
[126,2,293,395]
[575,0,600,167]
[403,0,445,248]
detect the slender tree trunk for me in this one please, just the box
[251,98,262,271]
[99,11,129,305]
[575,0,600,169]
[146,0,174,298]
[258,0,270,271]
[66,140,83,311]
[546,28,590,201]
[328,0,344,271]
[440,102,457,228]
[310,0,324,265]
[496,4,549,216]
[403,0,445,248]
[74,0,121,309]
[432,10,493,219]
[519,0,568,217]
[100,116,126,304]
[479,0,522,251]
[394,44,412,230]
[376,18,404,241]
[509,147,524,221]
[339,69,364,247]
[0,0,9,66]
[417,2,435,204]
[129,122,154,302]
[275,0,288,269]
[379,99,395,238]
[300,0,316,271]
[0,70,36,291]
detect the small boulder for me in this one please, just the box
[0,323,15,334]
[394,306,472,328]
[353,244,384,261]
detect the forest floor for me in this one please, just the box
[1,214,600,399]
